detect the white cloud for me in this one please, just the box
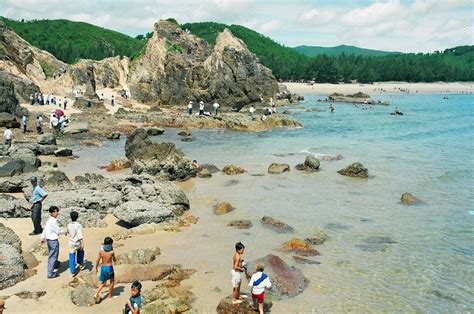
[299,7,336,26]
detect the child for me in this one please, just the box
[231,242,248,304]
[124,281,143,314]
[248,263,272,314]
[66,211,85,277]
[94,237,116,303]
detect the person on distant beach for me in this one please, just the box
[95,237,116,303]
[329,104,334,113]
[111,95,115,107]
[3,126,13,149]
[231,242,248,304]
[35,115,43,134]
[249,105,255,120]
[58,98,63,109]
[199,101,205,115]
[271,104,276,114]
[248,263,272,314]
[187,101,193,115]
[30,176,48,235]
[64,97,68,110]
[41,206,63,278]
[22,114,27,133]
[213,101,220,116]
[191,160,200,169]
[66,211,85,277]
[124,281,143,314]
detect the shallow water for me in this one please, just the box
[61,93,474,312]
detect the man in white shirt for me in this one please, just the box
[248,263,271,314]
[249,105,256,121]
[3,126,13,149]
[213,102,220,116]
[41,206,63,278]
[187,101,193,115]
[199,101,205,115]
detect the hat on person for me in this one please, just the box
[30,176,37,182]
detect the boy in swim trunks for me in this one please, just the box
[94,237,116,302]
[231,242,248,304]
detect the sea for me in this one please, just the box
[61,93,474,312]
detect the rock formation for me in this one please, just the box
[268,163,290,174]
[337,162,369,178]
[295,155,320,172]
[261,216,294,233]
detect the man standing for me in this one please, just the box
[187,101,193,115]
[3,126,13,149]
[41,206,62,278]
[249,105,256,121]
[22,115,27,133]
[30,176,48,235]
[213,101,220,116]
[199,101,204,115]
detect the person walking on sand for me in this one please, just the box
[30,176,48,235]
[95,237,116,303]
[187,101,193,115]
[35,115,43,134]
[3,126,13,149]
[199,101,205,115]
[111,95,115,107]
[248,263,272,314]
[22,114,27,133]
[64,97,68,110]
[249,105,256,120]
[213,101,220,116]
[66,211,85,277]
[41,206,63,278]
[231,242,249,304]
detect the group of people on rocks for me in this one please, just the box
[26,176,144,312]
[20,114,45,134]
[30,92,68,110]
[187,100,220,116]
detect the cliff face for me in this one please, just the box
[128,21,278,110]
[1,20,278,110]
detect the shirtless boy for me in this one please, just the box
[94,237,116,302]
[231,242,248,304]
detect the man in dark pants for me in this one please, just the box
[29,176,48,235]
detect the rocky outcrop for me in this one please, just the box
[0,193,29,218]
[217,295,272,314]
[337,162,368,178]
[328,92,379,104]
[0,72,24,117]
[213,202,235,215]
[0,223,27,290]
[37,134,56,145]
[280,238,320,256]
[129,21,278,110]
[197,168,212,178]
[400,192,421,205]
[268,163,290,174]
[261,216,294,233]
[116,247,161,265]
[125,128,196,181]
[222,164,245,175]
[295,155,320,172]
[200,163,220,173]
[305,229,328,245]
[248,254,308,297]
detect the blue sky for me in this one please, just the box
[1,0,473,52]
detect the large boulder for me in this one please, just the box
[0,243,26,289]
[113,200,174,226]
[125,128,196,181]
[63,122,89,134]
[280,238,320,256]
[400,192,421,205]
[0,194,29,218]
[116,247,161,265]
[54,148,73,157]
[222,164,245,175]
[0,112,20,128]
[261,216,294,233]
[0,71,23,117]
[268,163,290,174]
[213,202,235,215]
[247,254,309,297]
[337,162,368,178]
[0,223,22,251]
[37,134,56,145]
[200,163,220,173]
[295,155,320,172]
[8,146,41,173]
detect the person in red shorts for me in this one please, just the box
[248,263,272,314]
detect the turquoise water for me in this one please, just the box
[65,93,474,312]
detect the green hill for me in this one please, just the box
[0,17,145,63]
[294,45,400,57]
[181,22,308,79]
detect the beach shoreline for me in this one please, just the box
[284,81,474,96]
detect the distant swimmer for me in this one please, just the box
[391,107,403,115]
[329,104,334,113]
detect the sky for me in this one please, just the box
[1,0,473,53]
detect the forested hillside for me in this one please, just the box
[294,45,400,57]
[0,17,145,63]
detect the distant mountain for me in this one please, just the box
[294,45,401,57]
[0,17,145,63]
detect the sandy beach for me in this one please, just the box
[284,82,474,96]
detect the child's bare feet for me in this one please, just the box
[240,295,248,300]
[93,294,101,304]
[232,299,243,304]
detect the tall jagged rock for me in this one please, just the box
[128,20,278,110]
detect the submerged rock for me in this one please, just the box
[177,129,192,137]
[293,256,321,265]
[261,216,294,233]
[214,202,235,215]
[337,162,368,178]
[281,238,320,256]
[295,155,320,172]
[217,295,272,314]
[227,220,253,229]
[268,163,290,174]
[222,164,245,175]
[197,168,212,178]
[248,254,308,297]
[400,192,421,205]
[305,229,328,245]
[200,163,220,173]
[356,236,397,252]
